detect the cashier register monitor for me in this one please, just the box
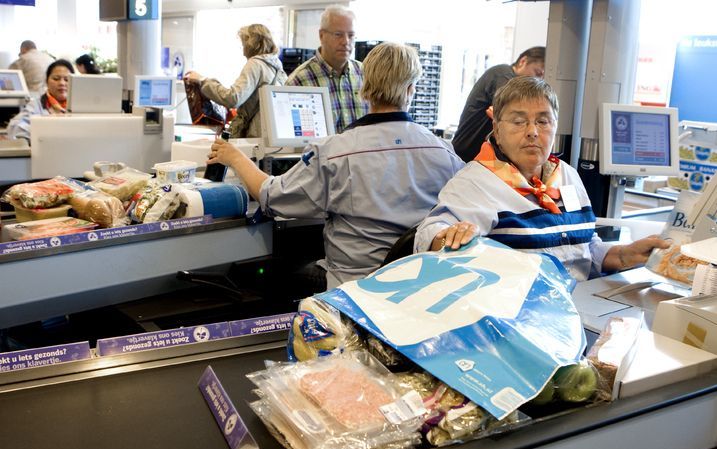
[0,69,29,98]
[598,103,680,177]
[134,75,175,108]
[259,85,335,149]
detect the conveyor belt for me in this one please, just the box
[0,334,716,449]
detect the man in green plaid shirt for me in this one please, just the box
[286,5,368,133]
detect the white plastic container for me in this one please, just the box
[153,160,198,184]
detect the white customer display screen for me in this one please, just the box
[0,72,22,91]
[137,78,173,107]
[0,70,28,97]
[609,110,671,167]
[270,91,330,139]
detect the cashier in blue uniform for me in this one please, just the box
[210,42,464,289]
[414,76,669,281]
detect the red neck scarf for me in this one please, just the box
[45,92,67,112]
[475,141,563,214]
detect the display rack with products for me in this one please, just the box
[355,41,443,130]
[278,48,315,76]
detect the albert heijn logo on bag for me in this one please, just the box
[338,240,543,346]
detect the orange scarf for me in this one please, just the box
[45,92,67,113]
[475,141,563,214]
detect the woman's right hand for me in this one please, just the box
[430,221,477,251]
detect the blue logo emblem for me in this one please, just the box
[695,146,711,161]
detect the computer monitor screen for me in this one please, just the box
[0,69,29,98]
[134,76,175,108]
[599,103,679,177]
[259,85,335,148]
[68,74,123,113]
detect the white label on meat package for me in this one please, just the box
[379,390,427,424]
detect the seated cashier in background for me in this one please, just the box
[209,42,465,289]
[414,76,669,281]
[184,24,287,138]
[7,59,74,143]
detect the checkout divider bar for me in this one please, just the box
[0,313,295,393]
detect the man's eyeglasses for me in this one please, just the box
[500,117,555,132]
[322,30,356,41]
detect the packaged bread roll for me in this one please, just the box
[89,167,152,201]
[69,191,129,228]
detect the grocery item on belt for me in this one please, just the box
[69,190,129,228]
[2,176,87,209]
[247,351,423,449]
[288,296,363,362]
[5,216,97,240]
[89,167,152,201]
[10,199,72,223]
[127,182,183,223]
[153,160,197,184]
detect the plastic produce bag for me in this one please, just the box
[314,237,585,420]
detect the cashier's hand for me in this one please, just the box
[208,138,242,167]
[430,221,477,251]
[604,236,671,272]
[183,71,204,85]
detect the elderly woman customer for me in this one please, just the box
[415,76,668,281]
[184,24,287,137]
[8,59,74,142]
[210,42,464,289]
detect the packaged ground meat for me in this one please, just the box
[247,351,423,449]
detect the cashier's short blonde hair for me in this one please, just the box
[238,24,278,56]
[360,42,422,110]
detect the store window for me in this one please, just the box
[191,7,285,87]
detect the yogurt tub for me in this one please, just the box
[153,160,198,184]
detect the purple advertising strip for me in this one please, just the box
[198,365,257,449]
[0,215,213,256]
[229,312,295,337]
[96,322,231,356]
[0,342,91,373]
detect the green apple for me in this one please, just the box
[553,360,598,403]
[530,378,555,405]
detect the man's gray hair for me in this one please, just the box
[320,4,355,30]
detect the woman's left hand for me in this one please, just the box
[609,235,671,271]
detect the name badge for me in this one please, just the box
[559,185,581,212]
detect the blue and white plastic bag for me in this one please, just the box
[315,238,585,420]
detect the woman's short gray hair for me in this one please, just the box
[360,42,422,110]
[493,76,559,121]
[320,5,355,30]
[238,24,278,56]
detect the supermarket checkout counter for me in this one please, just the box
[0,313,715,449]
[0,217,272,329]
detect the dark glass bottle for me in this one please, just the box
[204,128,230,182]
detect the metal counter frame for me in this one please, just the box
[0,330,715,449]
[0,219,272,328]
